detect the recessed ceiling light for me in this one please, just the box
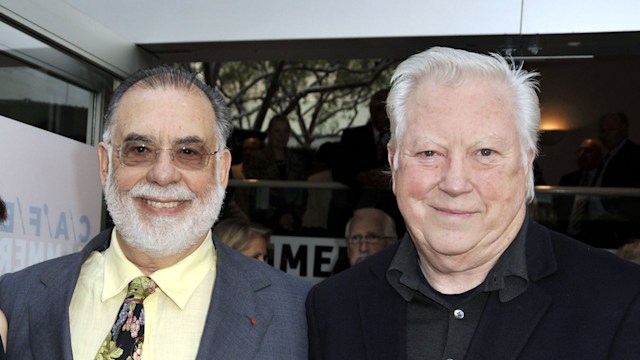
[567,41,581,47]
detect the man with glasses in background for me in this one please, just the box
[345,207,398,267]
[0,66,310,360]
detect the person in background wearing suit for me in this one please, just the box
[334,89,391,190]
[306,47,640,359]
[0,196,7,360]
[0,66,311,360]
[553,138,604,242]
[332,88,403,236]
[591,112,640,246]
[596,112,640,188]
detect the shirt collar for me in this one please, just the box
[387,216,530,303]
[482,217,529,302]
[103,229,216,309]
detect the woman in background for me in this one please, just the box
[213,218,271,262]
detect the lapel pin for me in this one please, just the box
[250,318,257,325]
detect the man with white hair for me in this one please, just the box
[344,207,398,267]
[306,47,640,359]
[0,66,311,359]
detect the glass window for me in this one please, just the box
[0,20,114,144]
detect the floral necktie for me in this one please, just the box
[95,276,157,360]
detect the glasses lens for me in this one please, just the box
[174,145,207,169]
[347,234,362,245]
[364,234,381,244]
[118,141,215,169]
[120,141,154,166]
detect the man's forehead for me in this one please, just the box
[352,216,383,229]
[112,86,217,143]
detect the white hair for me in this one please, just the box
[386,47,541,202]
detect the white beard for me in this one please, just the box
[104,164,225,258]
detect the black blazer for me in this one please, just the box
[333,123,387,187]
[306,221,640,359]
[600,139,640,188]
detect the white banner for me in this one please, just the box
[271,235,347,282]
[0,116,102,275]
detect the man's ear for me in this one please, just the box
[527,150,536,175]
[217,148,232,189]
[387,144,397,195]
[97,142,110,190]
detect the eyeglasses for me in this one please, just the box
[116,141,219,170]
[346,233,394,246]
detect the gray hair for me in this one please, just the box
[345,207,397,240]
[102,65,233,152]
[386,47,541,202]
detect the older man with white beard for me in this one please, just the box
[0,66,311,360]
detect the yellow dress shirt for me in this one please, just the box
[69,229,217,360]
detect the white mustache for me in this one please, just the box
[128,183,196,202]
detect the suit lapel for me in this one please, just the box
[359,255,407,360]
[196,241,273,359]
[466,284,551,359]
[27,230,111,359]
[467,221,557,360]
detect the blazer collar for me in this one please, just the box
[195,238,273,359]
[29,228,113,360]
[356,243,407,359]
[466,220,557,359]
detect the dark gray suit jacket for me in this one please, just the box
[307,220,640,359]
[0,228,311,359]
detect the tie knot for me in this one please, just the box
[126,276,157,301]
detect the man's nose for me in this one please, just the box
[145,150,182,186]
[358,241,370,252]
[438,155,472,196]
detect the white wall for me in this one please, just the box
[0,116,103,275]
[3,0,639,76]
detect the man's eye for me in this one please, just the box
[422,150,436,157]
[479,149,494,156]
[179,146,203,157]
[125,144,150,155]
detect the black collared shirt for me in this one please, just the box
[387,219,530,360]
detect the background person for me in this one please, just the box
[213,218,271,262]
[306,47,640,359]
[332,207,399,274]
[553,137,604,242]
[332,89,404,236]
[345,207,397,267]
[0,66,310,359]
[244,115,310,233]
[590,112,640,247]
[230,135,264,180]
